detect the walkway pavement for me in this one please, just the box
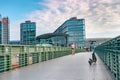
[0,52,113,80]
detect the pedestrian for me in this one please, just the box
[71,43,75,55]
[92,52,97,63]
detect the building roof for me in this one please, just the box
[36,33,68,39]
[54,17,84,33]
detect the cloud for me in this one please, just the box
[27,0,120,38]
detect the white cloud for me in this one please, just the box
[26,0,120,38]
[98,0,113,3]
[80,2,89,13]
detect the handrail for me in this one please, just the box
[95,35,120,80]
[0,45,85,73]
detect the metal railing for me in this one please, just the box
[95,35,120,80]
[0,44,85,73]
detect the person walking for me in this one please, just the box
[71,43,75,55]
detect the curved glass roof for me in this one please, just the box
[36,33,68,39]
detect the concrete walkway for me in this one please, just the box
[0,52,113,80]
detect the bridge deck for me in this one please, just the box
[0,52,113,80]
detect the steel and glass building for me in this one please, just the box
[36,33,68,46]
[20,21,36,45]
[0,15,2,44]
[2,17,10,44]
[36,17,85,47]
[54,17,85,48]
[10,40,20,45]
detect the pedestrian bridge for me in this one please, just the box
[0,52,113,80]
[1,35,120,80]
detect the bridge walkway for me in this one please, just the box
[0,52,113,80]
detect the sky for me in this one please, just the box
[0,0,120,40]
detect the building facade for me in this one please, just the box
[54,17,85,48]
[36,33,68,46]
[20,21,36,45]
[2,17,10,44]
[10,40,20,45]
[0,15,2,44]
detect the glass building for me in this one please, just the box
[36,33,68,47]
[20,21,36,45]
[0,15,2,44]
[36,17,85,47]
[10,40,20,45]
[54,17,85,48]
[2,17,10,44]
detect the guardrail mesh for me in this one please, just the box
[0,45,84,73]
[95,35,120,80]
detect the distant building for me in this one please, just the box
[36,17,85,47]
[9,40,20,45]
[2,17,10,44]
[0,15,2,44]
[36,33,68,47]
[54,17,85,48]
[20,20,36,45]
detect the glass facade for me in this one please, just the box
[20,21,36,45]
[36,33,68,47]
[10,40,20,45]
[0,15,1,44]
[54,17,85,48]
[2,17,9,44]
[0,21,2,44]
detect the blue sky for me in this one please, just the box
[0,0,43,40]
[0,0,120,40]
[0,0,42,23]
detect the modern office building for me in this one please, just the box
[36,33,68,46]
[20,20,36,45]
[2,17,10,44]
[36,17,85,47]
[54,17,85,48]
[0,15,2,44]
[9,40,20,45]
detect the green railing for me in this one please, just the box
[95,35,120,80]
[0,45,84,73]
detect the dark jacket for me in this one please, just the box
[92,52,97,62]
